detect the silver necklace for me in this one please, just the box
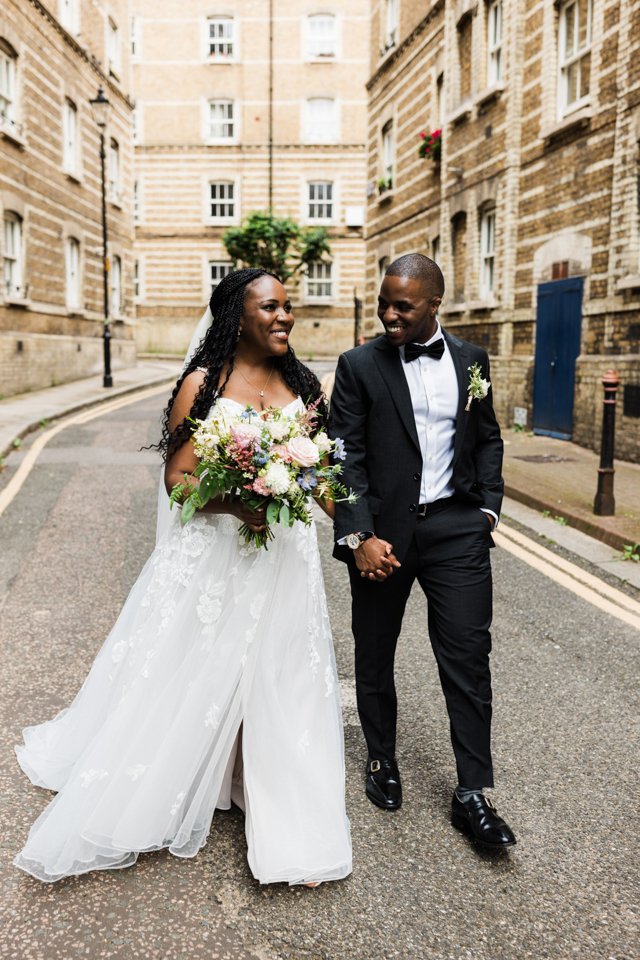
[235,364,275,399]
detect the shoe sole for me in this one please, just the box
[451,812,516,848]
[365,788,401,811]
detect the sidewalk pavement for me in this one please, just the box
[1,360,638,556]
[502,429,640,552]
[0,358,181,461]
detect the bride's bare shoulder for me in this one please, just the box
[169,369,207,430]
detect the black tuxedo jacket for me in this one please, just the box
[329,329,504,563]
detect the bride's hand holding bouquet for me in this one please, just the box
[170,400,355,549]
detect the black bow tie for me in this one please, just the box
[403,338,445,363]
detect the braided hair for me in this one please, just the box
[155,268,328,460]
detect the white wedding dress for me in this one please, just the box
[14,397,352,885]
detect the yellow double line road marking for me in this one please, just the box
[0,383,170,522]
[495,525,640,630]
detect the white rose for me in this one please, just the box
[287,436,320,467]
[314,431,332,453]
[265,419,290,442]
[479,378,490,397]
[233,423,263,442]
[262,461,291,496]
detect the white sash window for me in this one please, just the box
[207,17,235,59]
[65,237,80,308]
[308,182,333,220]
[307,15,336,58]
[303,98,338,143]
[209,100,234,139]
[558,0,591,117]
[306,261,332,300]
[3,212,23,298]
[487,1,503,86]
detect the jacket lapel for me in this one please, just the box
[372,336,421,453]
[443,329,471,467]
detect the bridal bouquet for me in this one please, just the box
[169,401,356,548]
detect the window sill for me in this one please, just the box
[4,295,31,309]
[204,138,239,146]
[205,57,235,65]
[378,41,397,62]
[306,55,337,62]
[0,122,26,147]
[468,299,498,312]
[304,298,334,306]
[542,105,592,143]
[205,218,238,227]
[377,189,394,205]
[109,195,124,209]
[475,83,504,110]
[616,274,640,292]
[64,169,83,185]
[67,307,86,317]
[441,302,467,314]
[449,99,473,125]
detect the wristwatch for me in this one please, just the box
[345,531,373,550]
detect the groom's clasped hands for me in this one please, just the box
[354,536,401,581]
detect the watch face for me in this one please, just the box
[346,533,361,549]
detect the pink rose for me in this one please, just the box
[286,436,320,467]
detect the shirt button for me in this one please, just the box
[409,504,416,512]
[413,472,420,481]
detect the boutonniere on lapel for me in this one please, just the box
[465,363,490,412]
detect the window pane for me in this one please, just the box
[305,98,336,142]
[385,0,398,47]
[110,255,121,315]
[208,17,234,57]
[580,51,591,98]
[382,122,394,181]
[308,181,333,219]
[209,101,234,138]
[3,213,22,296]
[0,50,16,121]
[307,261,332,298]
[210,182,235,218]
[209,261,234,288]
[308,15,336,57]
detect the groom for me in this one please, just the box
[330,253,516,848]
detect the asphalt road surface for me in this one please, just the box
[0,392,637,960]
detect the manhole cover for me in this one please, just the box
[513,455,577,463]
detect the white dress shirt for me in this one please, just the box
[400,322,498,526]
[399,322,457,504]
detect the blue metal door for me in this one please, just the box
[533,277,583,439]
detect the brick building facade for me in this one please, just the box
[365,0,640,461]
[0,0,136,398]
[132,0,370,360]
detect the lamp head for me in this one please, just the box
[89,87,110,129]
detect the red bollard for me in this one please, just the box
[593,369,619,516]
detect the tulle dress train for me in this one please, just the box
[14,400,352,884]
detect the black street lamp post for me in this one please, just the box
[89,87,113,388]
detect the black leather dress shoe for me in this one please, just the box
[451,791,516,848]
[365,758,402,810]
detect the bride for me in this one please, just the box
[14,268,352,886]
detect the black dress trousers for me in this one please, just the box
[348,499,495,789]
